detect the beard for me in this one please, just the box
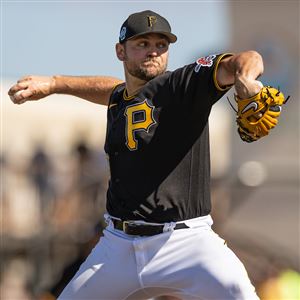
[125,57,168,81]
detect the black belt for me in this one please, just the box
[112,219,189,236]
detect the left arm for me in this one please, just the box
[216,51,264,99]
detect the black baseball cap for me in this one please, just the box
[119,10,177,44]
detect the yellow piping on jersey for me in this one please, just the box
[123,89,136,101]
[108,82,124,108]
[213,53,234,91]
[110,82,124,97]
[109,103,118,109]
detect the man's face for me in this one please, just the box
[118,33,169,81]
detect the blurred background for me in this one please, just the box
[1,1,299,299]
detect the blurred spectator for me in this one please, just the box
[28,146,56,223]
[1,154,7,198]
[47,222,103,299]
[1,154,9,233]
[0,258,33,300]
[72,140,107,220]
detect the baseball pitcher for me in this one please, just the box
[9,10,287,300]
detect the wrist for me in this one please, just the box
[51,75,63,94]
[234,76,263,99]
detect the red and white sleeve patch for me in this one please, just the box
[194,55,216,72]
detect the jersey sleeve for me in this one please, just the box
[169,53,233,110]
[108,82,126,107]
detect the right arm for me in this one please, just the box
[8,75,124,106]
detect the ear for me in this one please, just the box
[116,43,126,61]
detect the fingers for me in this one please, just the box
[8,75,33,96]
[9,89,30,104]
[9,81,35,104]
[8,75,53,105]
[8,81,29,96]
[17,76,32,83]
[8,76,40,104]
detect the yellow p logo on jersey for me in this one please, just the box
[124,100,156,151]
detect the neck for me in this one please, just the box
[124,69,147,97]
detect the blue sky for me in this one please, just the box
[2,1,231,80]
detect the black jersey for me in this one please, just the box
[104,53,232,222]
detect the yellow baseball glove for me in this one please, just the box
[235,86,289,142]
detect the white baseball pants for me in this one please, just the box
[58,215,259,300]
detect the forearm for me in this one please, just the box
[8,75,124,106]
[52,75,124,105]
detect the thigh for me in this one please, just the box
[195,231,259,299]
[58,229,140,300]
[143,228,259,300]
